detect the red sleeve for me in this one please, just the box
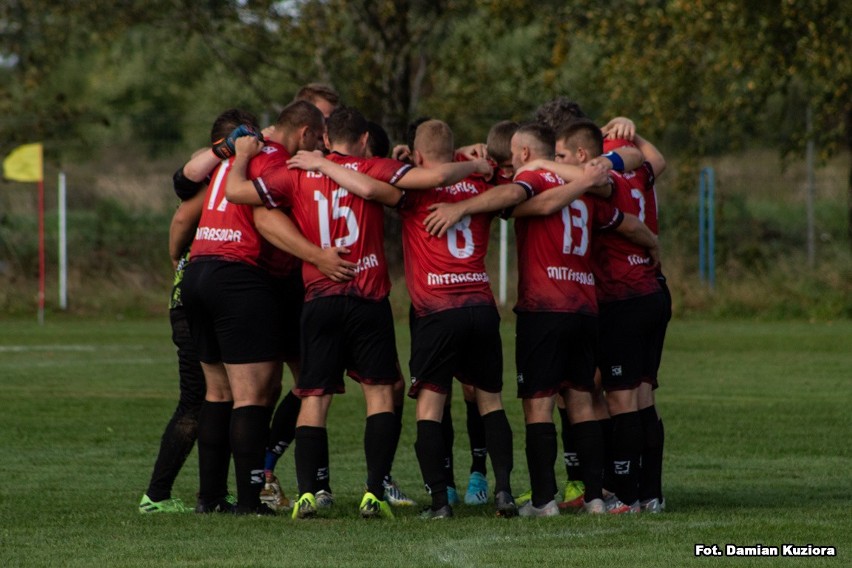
[362,157,414,185]
[248,149,294,209]
[589,195,624,231]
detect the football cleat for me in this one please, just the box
[359,492,394,519]
[558,480,585,510]
[640,497,665,513]
[315,489,334,509]
[383,479,416,506]
[195,496,236,514]
[494,491,518,518]
[138,495,190,514]
[515,489,532,506]
[607,499,640,514]
[446,486,460,505]
[518,499,560,518]
[464,471,489,505]
[582,498,607,514]
[420,505,453,520]
[260,472,291,511]
[291,493,318,519]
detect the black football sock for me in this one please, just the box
[440,406,456,489]
[482,410,513,495]
[465,400,488,475]
[146,405,200,502]
[600,417,615,492]
[196,401,232,502]
[562,417,581,482]
[383,404,404,483]
[610,411,642,505]
[525,422,557,507]
[638,406,665,502]
[415,420,448,510]
[294,425,328,496]
[230,405,271,512]
[265,390,301,472]
[572,420,604,501]
[365,412,396,497]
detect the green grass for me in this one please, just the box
[1,318,850,567]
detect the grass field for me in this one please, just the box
[1,318,850,567]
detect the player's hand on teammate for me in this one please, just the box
[456,143,488,160]
[213,124,265,159]
[391,144,411,162]
[314,246,357,282]
[287,150,327,171]
[601,117,635,141]
[423,202,465,238]
[471,157,494,179]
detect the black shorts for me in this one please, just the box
[296,296,399,396]
[271,273,305,363]
[407,305,503,398]
[182,259,288,365]
[598,291,669,391]
[515,311,598,399]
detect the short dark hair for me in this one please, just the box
[366,121,390,158]
[515,122,556,158]
[326,106,369,146]
[486,120,519,164]
[535,97,587,133]
[294,83,340,107]
[557,118,603,157]
[275,100,324,133]
[210,109,259,144]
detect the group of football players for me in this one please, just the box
[137,83,670,520]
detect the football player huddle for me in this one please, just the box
[138,83,670,521]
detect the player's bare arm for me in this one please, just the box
[615,213,661,267]
[601,116,636,141]
[224,136,265,205]
[423,183,527,237]
[594,146,645,173]
[287,150,402,206]
[253,207,356,283]
[633,133,667,176]
[511,163,609,218]
[168,190,205,268]
[182,147,222,182]
[397,158,492,190]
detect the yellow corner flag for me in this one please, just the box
[3,143,43,182]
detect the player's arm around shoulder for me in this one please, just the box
[422,180,527,237]
[511,162,610,218]
[288,151,402,207]
[396,158,492,190]
[225,136,265,205]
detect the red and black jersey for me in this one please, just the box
[190,159,260,266]
[592,163,661,303]
[399,176,496,317]
[514,169,623,315]
[257,152,413,302]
